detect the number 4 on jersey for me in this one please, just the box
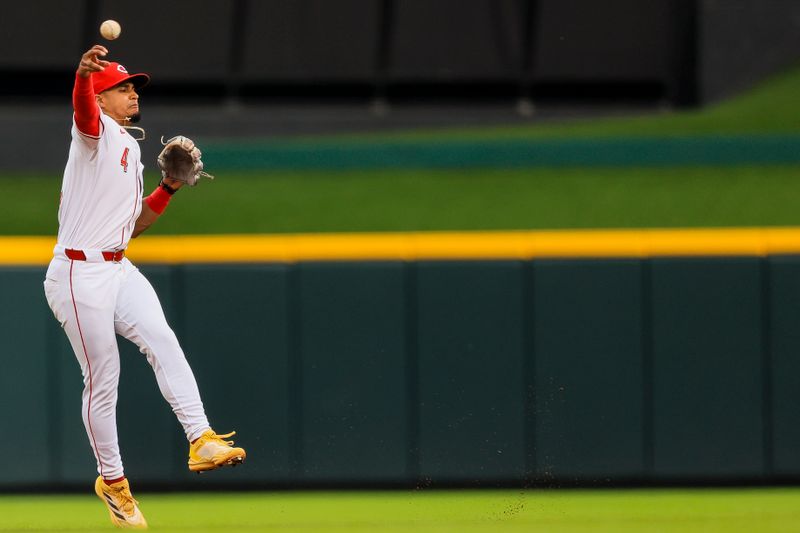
[120,147,129,173]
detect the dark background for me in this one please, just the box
[1,0,797,172]
[0,0,797,106]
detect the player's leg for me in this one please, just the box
[112,259,245,471]
[112,261,209,440]
[44,259,126,481]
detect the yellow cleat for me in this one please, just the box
[94,476,148,530]
[188,429,246,472]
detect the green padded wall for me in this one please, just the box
[297,262,409,482]
[651,258,764,479]
[0,268,51,485]
[5,255,799,488]
[767,257,800,476]
[416,261,526,483]
[532,260,645,480]
[182,264,292,485]
[54,327,97,484]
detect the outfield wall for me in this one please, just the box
[3,230,800,489]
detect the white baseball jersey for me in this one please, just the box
[45,104,210,481]
[57,111,143,252]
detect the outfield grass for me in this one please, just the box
[3,68,798,235]
[3,165,799,236]
[0,489,799,532]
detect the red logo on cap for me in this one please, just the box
[117,64,128,74]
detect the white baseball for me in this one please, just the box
[100,20,121,40]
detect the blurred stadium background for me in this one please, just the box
[1,0,800,531]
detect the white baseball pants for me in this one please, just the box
[44,252,210,480]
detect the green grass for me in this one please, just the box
[1,489,799,532]
[5,67,799,235]
[3,165,800,235]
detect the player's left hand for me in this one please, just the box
[156,135,214,187]
[161,176,185,191]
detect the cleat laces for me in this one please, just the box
[109,485,138,515]
[207,430,237,446]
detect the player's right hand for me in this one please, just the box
[77,45,110,78]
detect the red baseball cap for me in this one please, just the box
[91,62,150,95]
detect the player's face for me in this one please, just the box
[97,82,140,124]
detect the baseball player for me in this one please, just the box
[43,45,246,529]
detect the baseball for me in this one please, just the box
[100,19,121,40]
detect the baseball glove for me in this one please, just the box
[156,135,214,186]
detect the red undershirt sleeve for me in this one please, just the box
[72,73,100,137]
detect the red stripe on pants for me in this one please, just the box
[69,260,105,478]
